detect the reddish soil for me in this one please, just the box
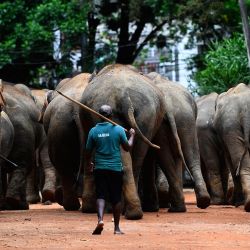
[1,190,250,249]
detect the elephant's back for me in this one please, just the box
[44,73,91,124]
[45,73,91,118]
[31,89,48,110]
[214,91,243,133]
[196,93,218,129]
[3,84,40,123]
[82,64,164,110]
[43,95,72,135]
[149,73,196,120]
[58,73,91,100]
[80,64,165,135]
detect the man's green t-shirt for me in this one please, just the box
[86,122,128,172]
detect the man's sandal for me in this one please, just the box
[114,230,124,235]
[92,221,104,235]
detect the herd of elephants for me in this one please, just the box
[0,64,250,220]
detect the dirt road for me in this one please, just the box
[1,190,250,249]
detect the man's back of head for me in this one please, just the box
[99,105,112,118]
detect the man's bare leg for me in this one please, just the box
[113,202,124,234]
[92,199,105,235]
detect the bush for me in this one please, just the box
[193,35,250,95]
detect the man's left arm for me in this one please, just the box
[85,149,94,173]
[85,130,95,173]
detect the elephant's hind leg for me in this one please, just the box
[239,151,250,212]
[158,149,186,212]
[6,169,29,210]
[26,166,40,204]
[141,148,159,212]
[122,150,143,220]
[61,175,80,211]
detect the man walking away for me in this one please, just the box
[85,104,135,235]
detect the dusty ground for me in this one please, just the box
[1,190,250,250]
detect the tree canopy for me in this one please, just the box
[0,0,89,86]
[0,0,250,88]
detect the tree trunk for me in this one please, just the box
[116,0,132,64]
[81,12,99,73]
[239,0,250,69]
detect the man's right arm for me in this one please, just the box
[121,128,135,152]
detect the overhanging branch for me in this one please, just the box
[132,19,168,61]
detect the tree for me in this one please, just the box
[1,0,250,86]
[91,0,174,65]
[239,0,250,68]
[0,0,89,86]
[178,0,248,74]
[93,0,249,67]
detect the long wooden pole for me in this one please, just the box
[0,153,19,168]
[56,90,128,131]
[56,90,161,149]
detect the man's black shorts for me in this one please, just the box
[94,169,123,205]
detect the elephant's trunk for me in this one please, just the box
[126,95,160,150]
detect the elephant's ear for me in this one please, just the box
[89,69,97,83]
[0,79,6,108]
[46,90,54,104]
[37,90,54,123]
[0,79,2,91]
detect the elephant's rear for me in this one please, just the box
[2,84,43,210]
[79,64,165,219]
[43,74,90,211]
[213,83,250,211]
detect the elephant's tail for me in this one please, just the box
[38,90,54,123]
[235,147,248,177]
[74,108,85,190]
[126,93,160,150]
[163,101,193,181]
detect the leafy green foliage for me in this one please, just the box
[178,0,243,46]
[193,35,250,95]
[0,0,89,85]
[1,0,250,87]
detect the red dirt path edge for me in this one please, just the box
[1,190,250,250]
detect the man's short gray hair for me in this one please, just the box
[99,105,113,118]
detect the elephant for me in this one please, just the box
[142,72,210,212]
[213,83,250,211]
[0,82,43,210]
[43,73,91,211]
[25,89,57,204]
[0,109,14,208]
[196,92,231,205]
[79,64,169,220]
